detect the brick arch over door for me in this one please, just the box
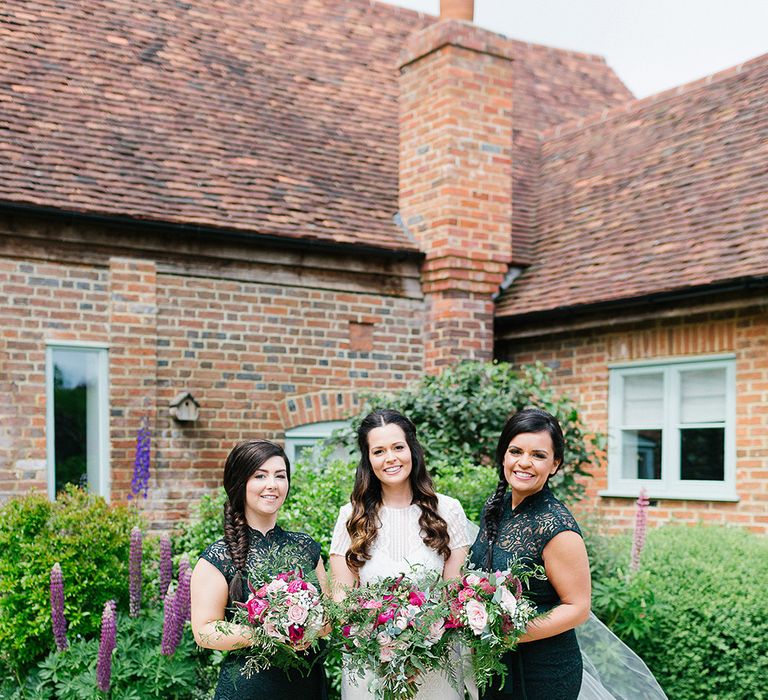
[278,390,360,432]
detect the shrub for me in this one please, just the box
[337,361,603,503]
[0,486,143,674]
[631,524,768,700]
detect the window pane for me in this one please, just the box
[621,429,662,479]
[681,428,725,481]
[52,349,101,494]
[680,369,726,423]
[622,373,664,425]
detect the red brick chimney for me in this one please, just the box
[440,0,474,22]
[399,21,514,372]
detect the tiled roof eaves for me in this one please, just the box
[496,274,768,325]
[0,201,424,260]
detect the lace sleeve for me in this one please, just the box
[198,538,235,582]
[329,503,352,556]
[438,494,472,549]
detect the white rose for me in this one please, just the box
[499,586,517,616]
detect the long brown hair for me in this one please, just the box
[345,409,450,573]
[222,439,291,601]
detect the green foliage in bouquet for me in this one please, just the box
[337,361,603,503]
[6,608,203,700]
[0,486,142,674]
[630,524,768,700]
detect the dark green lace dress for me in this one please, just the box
[469,485,583,700]
[199,524,328,700]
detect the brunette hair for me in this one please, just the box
[483,408,564,568]
[222,439,290,601]
[345,409,451,573]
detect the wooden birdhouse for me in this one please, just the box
[169,392,200,422]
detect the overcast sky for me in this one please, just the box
[391,0,768,97]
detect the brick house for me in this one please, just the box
[1,0,765,532]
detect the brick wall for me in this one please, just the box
[1,221,426,529]
[399,21,514,371]
[500,306,768,533]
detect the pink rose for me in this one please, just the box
[287,604,308,625]
[444,614,463,629]
[287,579,304,593]
[266,578,287,593]
[276,572,292,582]
[408,590,427,606]
[342,624,353,638]
[244,596,269,623]
[377,631,393,645]
[464,574,481,587]
[379,644,395,663]
[465,598,488,636]
[264,621,282,639]
[457,587,476,603]
[361,599,383,609]
[479,578,497,595]
[426,619,445,645]
[376,608,396,627]
[288,624,304,644]
[499,586,517,616]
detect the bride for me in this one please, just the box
[330,408,471,699]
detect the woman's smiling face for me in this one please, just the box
[367,423,413,488]
[503,430,560,503]
[244,454,289,523]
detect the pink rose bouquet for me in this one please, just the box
[443,567,541,693]
[231,567,326,677]
[331,572,453,700]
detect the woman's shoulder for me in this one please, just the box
[198,537,233,574]
[541,488,581,535]
[336,501,353,520]
[435,492,466,517]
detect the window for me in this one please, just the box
[45,343,109,499]
[604,355,736,501]
[284,421,348,468]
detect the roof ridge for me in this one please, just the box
[540,50,768,141]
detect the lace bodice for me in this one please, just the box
[330,494,470,584]
[469,484,581,611]
[200,524,321,602]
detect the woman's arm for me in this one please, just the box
[442,546,468,580]
[329,553,357,601]
[517,530,591,643]
[190,558,254,651]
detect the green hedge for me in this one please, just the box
[587,524,768,700]
[0,486,143,674]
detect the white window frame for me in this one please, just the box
[284,420,348,467]
[45,341,110,500]
[602,354,737,501]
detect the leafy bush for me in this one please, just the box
[5,608,205,700]
[629,524,768,700]
[338,361,603,503]
[0,486,143,674]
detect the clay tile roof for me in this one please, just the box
[1,0,628,252]
[496,53,768,318]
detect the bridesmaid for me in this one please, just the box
[469,408,591,700]
[190,439,329,700]
[330,408,470,699]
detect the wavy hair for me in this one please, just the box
[345,409,450,573]
[222,439,290,601]
[482,407,564,568]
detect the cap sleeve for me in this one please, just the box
[438,494,472,549]
[329,503,353,556]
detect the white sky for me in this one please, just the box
[390,0,768,97]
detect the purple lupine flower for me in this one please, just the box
[159,534,173,599]
[129,416,151,500]
[129,527,143,617]
[49,562,68,651]
[161,586,177,656]
[630,488,650,573]
[170,567,192,651]
[96,600,117,693]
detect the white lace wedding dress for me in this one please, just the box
[330,494,471,700]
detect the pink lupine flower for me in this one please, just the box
[49,563,68,651]
[159,534,173,599]
[96,600,117,692]
[129,527,142,618]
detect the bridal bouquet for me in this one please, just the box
[331,572,453,700]
[443,567,541,692]
[230,564,326,677]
